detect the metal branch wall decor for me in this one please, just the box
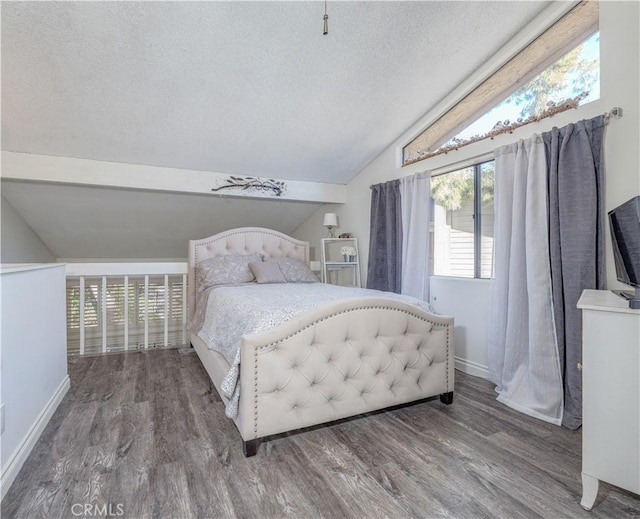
[211,176,286,197]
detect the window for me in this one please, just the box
[431,160,494,278]
[404,0,599,165]
[432,33,600,158]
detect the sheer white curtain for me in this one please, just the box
[399,172,430,301]
[488,136,563,425]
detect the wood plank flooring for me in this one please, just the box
[3,349,639,518]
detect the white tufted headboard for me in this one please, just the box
[187,227,310,321]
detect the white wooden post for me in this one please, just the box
[144,275,149,349]
[124,274,129,351]
[79,276,85,355]
[164,274,169,347]
[182,273,187,345]
[102,276,107,353]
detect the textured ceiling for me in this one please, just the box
[1,1,550,260]
[1,1,549,184]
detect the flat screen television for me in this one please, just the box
[609,195,640,309]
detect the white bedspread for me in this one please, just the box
[191,283,435,418]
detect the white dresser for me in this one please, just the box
[577,289,640,510]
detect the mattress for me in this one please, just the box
[190,282,436,417]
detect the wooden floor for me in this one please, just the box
[3,349,639,519]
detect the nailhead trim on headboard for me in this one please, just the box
[187,227,310,323]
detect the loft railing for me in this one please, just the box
[65,263,188,356]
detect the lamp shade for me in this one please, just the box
[323,213,338,227]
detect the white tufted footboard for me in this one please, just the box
[234,297,454,453]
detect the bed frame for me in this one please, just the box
[188,227,454,456]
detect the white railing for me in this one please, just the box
[65,263,188,356]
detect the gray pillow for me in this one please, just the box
[276,257,319,283]
[249,260,286,284]
[195,253,261,290]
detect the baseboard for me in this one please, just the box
[0,375,71,501]
[455,357,490,380]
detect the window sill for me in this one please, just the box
[430,275,492,282]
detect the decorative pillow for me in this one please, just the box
[195,253,262,290]
[276,257,319,283]
[249,260,286,284]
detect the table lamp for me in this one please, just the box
[323,213,338,237]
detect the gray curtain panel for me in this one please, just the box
[543,115,606,430]
[367,179,402,293]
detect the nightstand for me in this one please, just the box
[321,238,361,287]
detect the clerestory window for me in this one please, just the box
[404,1,599,166]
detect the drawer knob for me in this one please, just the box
[577,362,583,371]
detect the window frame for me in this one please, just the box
[430,158,495,280]
[403,0,599,166]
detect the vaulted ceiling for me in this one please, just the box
[1,1,550,259]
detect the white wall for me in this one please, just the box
[0,264,69,498]
[430,277,491,378]
[1,195,55,263]
[293,1,640,378]
[600,0,640,289]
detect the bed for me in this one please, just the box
[188,227,454,456]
